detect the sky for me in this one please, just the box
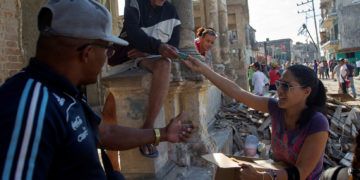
[249,0,321,43]
[117,0,321,44]
[118,0,125,15]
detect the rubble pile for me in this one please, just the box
[213,96,360,169]
[213,103,272,158]
[325,97,360,167]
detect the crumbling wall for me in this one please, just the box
[21,0,44,61]
[0,0,24,84]
[338,4,360,49]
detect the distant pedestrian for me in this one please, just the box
[268,63,281,91]
[339,58,348,94]
[319,61,324,79]
[329,59,337,80]
[247,64,255,92]
[252,62,269,96]
[324,60,330,79]
[313,60,318,77]
[346,59,357,98]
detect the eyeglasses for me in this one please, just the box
[275,80,304,92]
[77,43,116,58]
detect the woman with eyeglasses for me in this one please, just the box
[182,56,329,180]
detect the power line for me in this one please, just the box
[297,0,321,59]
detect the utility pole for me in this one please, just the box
[297,0,321,60]
[263,38,269,65]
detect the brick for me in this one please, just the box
[2,1,16,10]
[3,11,14,18]
[4,34,18,41]
[4,20,18,28]
[5,62,23,69]
[5,26,17,33]
[7,55,18,61]
[4,47,20,55]
[0,55,5,61]
[5,41,17,48]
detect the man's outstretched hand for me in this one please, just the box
[159,43,179,59]
[165,112,194,143]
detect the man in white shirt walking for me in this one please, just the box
[339,58,348,94]
[252,62,269,96]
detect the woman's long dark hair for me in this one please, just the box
[287,65,327,127]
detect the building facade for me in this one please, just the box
[293,42,319,63]
[257,38,293,65]
[320,0,360,63]
[245,24,258,64]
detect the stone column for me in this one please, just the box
[217,0,230,65]
[236,0,250,90]
[226,0,249,90]
[169,0,195,167]
[172,0,195,50]
[172,0,202,81]
[169,0,220,168]
[105,0,121,35]
[204,0,221,64]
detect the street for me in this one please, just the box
[321,76,360,106]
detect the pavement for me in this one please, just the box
[321,76,360,106]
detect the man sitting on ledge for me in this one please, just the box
[109,0,181,158]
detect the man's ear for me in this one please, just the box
[79,46,93,63]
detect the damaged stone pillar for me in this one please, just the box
[204,0,222,64]
[226,0,249,90]
[217,0,230,65]
[216,0,233,104]
[172,0,202,81]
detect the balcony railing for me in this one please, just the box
[321,37,339,47]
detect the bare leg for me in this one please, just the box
[139,58,172,128]
[138,58,171,157]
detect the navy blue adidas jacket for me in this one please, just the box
[121,0,181,54]
[0,59,106,180]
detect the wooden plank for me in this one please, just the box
[258,117,271,132]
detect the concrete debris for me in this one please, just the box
[213,95,360,170]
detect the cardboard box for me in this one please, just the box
[202,153,286,180]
